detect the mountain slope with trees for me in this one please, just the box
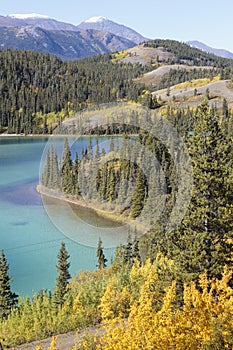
[1,40,233,135]
[0,49,149,134]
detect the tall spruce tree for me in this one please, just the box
[0,250,18,318]
[61,138,73,194]
[106,164,117,202]
[95,139,100,159]
[49,146,60,190]
[222,98,229,119]
[130,169,147,219]
[96,238,107,270]
[98,164,108,201]
[124,232,133,265]
[53,242,71,308]
[41,146,60,189]
[72,152,80,196]
[41,147,51,188]
[165,100,233,281]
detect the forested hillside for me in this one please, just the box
[0,49,149,134]
[144,39,233,68]
[1,40,233,135]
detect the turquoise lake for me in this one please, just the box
[0,137,127,297]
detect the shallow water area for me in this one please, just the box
[0,136,123,296]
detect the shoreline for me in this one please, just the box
[38,185,148,235]
[0,133,138,138]
[37,185,127,225]
[0,133,49,137]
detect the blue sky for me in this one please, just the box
[2,0,233,52]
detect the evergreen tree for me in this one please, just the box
[117,178,130,207]
[61,138,73,194]
[130,169,147,219]
[41,147,51,187]
[87,157,99,199]
[50,146,60,190]
[41,146,60,190]
[205,88,210,100]
[0,250,18,318]
[165,100,233,280]
[112,244,126,270]
[124,232,133,265]
[95,139,100,159]
[96,238,107,270]
[106,164,117,202]
[166,86,171,97]
[72,152,80,196]
[149,94,159,109]
[132,231,141,264]
[222,98,229,119]
[98,164,108,201]
[53,242,71,308]
[142,168,166,225]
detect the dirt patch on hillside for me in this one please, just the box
[138,64,213,86]
[120,44,174,65]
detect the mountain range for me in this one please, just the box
[0,14,149,60]
[0,14,232,61]
[0,26,137,60]
[187,40,233,60]
[2,14,147,44]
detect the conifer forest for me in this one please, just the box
[0,39,233,349]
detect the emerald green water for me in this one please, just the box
[0,137,125,297]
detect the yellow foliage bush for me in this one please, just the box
[47,336,57,350]
[35,345,42,350]
[98,262,233,349]
[173,75,220,90]
[111,50,129,62]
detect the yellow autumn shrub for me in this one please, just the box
[47,336,57,350]
[35,345,42,350]
[98,264,233,349]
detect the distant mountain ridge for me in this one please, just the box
[0,14,148,60]
[0,14,148,44]
[187,40,233,59]
[0,26,136,60]
[0,14,79,31]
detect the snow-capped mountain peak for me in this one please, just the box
[78,16,148,45]
[9,13,50,20]
[84,16,107,23]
